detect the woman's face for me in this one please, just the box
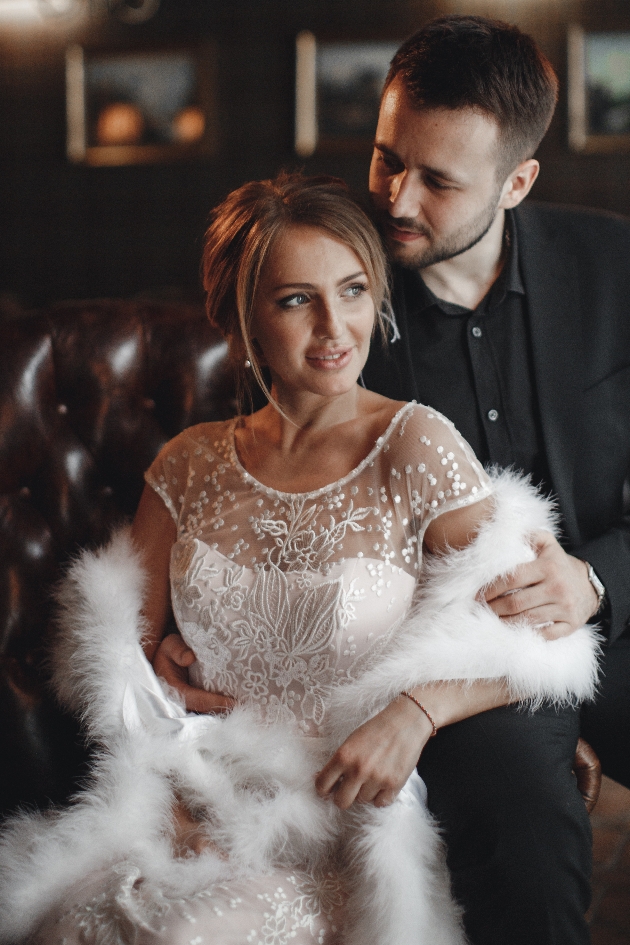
[251,224,376,403]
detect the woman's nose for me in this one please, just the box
[315,300,344,339]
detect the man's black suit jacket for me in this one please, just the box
[363,202,630,642]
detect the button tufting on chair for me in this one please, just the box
[0,300,237,815]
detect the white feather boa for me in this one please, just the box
[0,472,601,945]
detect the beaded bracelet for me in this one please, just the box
[401,691,438,737]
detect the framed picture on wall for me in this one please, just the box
[568,25,630,153]
[66,45,217,165]
[295,32,399,157]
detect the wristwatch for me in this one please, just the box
[583,561,606,615]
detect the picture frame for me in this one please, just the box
[295,32,399,157]
[568,24,630,153]
[66,44,217,166]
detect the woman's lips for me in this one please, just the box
[306,348,353,370]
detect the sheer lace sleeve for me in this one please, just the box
[383,404,492,564]
[144,428,196,525]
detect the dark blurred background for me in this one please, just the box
[0,0,628,311]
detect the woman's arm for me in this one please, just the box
[131,484,235,713]
[130,484,178,663]
[315,678,511,810]
[422,494,493,554]
[315,498,514,810]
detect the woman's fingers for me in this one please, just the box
[315,760,366,809]
[315,757,403,810]
[373,789,397,808]
[322,774,399,810]
[314,760,345,798]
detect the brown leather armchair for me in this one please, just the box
[0,299,236,815]
[0,299,601,818]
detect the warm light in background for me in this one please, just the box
[0,0,44,20]
[96,102,145,146]
[0,0,81,21]
[172,105,206,143]
[0,0,160,26]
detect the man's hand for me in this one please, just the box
[153,633,236,714]
[483,530,600,638]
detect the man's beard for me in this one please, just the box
[379,191,502,271]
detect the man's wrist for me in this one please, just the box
[581,559,607,618]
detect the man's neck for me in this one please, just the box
[419,209,506,310]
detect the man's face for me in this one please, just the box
[369,77,507,271]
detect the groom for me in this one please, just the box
[155,15,630,945]
[361,14,630,945]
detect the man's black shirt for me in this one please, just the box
[395,211,552,494]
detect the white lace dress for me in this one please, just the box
[33,402,491,945]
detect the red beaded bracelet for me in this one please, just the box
[401,691,438,737]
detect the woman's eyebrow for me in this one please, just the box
[271,271,367,292]
[337,270,367,286]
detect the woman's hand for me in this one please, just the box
[154,633,236,715]
[314,696,432,810]
[316,679,513,810]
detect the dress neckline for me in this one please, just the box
[228,401,415,501]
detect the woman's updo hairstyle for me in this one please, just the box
[202,171,389,408]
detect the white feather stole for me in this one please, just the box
[0,472,601,945]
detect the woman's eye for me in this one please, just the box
[278,293,309,308]
[343,283,369,298]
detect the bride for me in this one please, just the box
[0,173,599,945]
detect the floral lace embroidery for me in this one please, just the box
[247,870,344,945]
[60,863,342,945]
[65,865,172,944]
[155,404,492,736]
[251,496,376,575]
[173,540,385,733]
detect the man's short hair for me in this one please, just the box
[385,15,558,177]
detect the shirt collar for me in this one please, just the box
[404,209,524,318]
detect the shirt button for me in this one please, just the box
[471,326,482,338]
[487,409,499,422]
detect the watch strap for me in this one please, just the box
[584,561,606,614]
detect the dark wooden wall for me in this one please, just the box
[0,0,628,309]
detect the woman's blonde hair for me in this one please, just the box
[202,171,390,410]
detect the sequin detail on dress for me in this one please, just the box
[34,403,490,945]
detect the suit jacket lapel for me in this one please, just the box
[515,205,582,543]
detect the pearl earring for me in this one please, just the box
[244,359,251,369]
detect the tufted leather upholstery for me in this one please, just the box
[0,300,236,815]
